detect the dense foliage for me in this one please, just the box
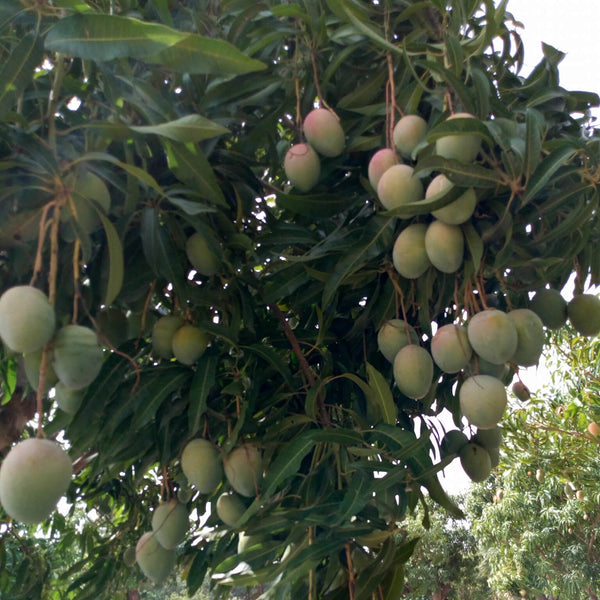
[1,0,600,598]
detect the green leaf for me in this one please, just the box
[129,114,230,143]
[0,34,44,120]
[366,363,397,425]
[275,192,357,217]
[166,143,227,206]
[322,216,394,306]
[522,145,578,205]
[462,221,483,272]
[415,156,506,188]
[243,344,295,389]
[188,353,218,436]
[45,14,266,75]
[96,212,124,306]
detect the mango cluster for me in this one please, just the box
[130,437,263,583]
[283,108,345,192]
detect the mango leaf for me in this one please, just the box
[188,353,218,436]
[366,363,397,425]
[166,143,227,206]
[130,114,229,143]
[427,115,494,146]
[45,14,265,75]
[275,191,357,217]
[415,155,506,188]
[522,144,578,205]
[0,34,44,120]
[96,212,124,306]
[462,221,484,272]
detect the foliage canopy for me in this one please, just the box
[1,0,599,598]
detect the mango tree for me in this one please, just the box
[0,1,599,599]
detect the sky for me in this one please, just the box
[438,1,600,494]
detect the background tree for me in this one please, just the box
[401,498,492,600]
[0,1,600,599]
[469,331,600,600]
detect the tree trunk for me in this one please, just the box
[432,583,451,600]
[586,586,599,600]
[127,591,140,600]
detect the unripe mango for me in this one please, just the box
[152,499,189,549]
[152,315,185,359]
[459,442,492,482]
[426,174,477,225]
[0,286,55,353]
[567,294,600,337]
[377,164,424,210]
[23,349,58,392]
[172,324,209,365]
[392,223,431,279]
[181,438,223,494]
[435,112,481,163]
[216,492,246,526]
[52,325,104,390]
[507,308,544,366]
[237,531,263,554]
[424,220,464,273]
[223,445,263,497]
[97,307,129,348]
[54,382,84,415]
[185,232,221,277]
[67,170,111,234]
[0,438,72,524]
[284,143,321,192]
[393,344,433,399]
[135,532,176,584]
[376,319,420,363]
[303,108,345,157]
[440,429,468,457]
[511,380,531,401]
[368,148,396,190]
[467,309,518,365]
[472,426,503,450]
[431,324,472,373]
[528,288,567,330]
[393,114,427,157]
[459,374,507,429]
[123,546,136,567]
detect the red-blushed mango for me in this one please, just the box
[511,380,531,401]
[303,108,345,157]
[567,293,600,337]
[223,444,263,497]
[135,532,176,584]
[435,112,481,163]
[507,308,544,366]
[459,442,492,482]
[0,286,55,353]
[467,309,518,365]
[376,319,420,363]
[459,374,507,429]
[152,499,189,549]
[393,344,433,399]
[185,232,220,276]
[216,491,246,526]
[54,382,84,415]
[424,220,464,273]
[152,315,185,359]
[528,288,567,330]
[431,324,472,373]
[52,325,104,390]
[368,148,396,190]
[0,438,72,524]
[426,173,477,225]
[172,324,208,365]
[376,164,424,210]
[392,114,427,157]
[284,143,321,192]
[392,223,431,279]
[181,438,223,494]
